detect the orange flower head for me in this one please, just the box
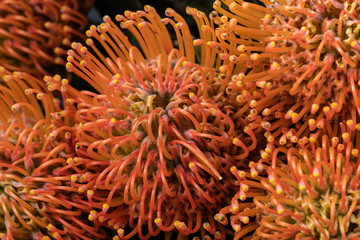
[0,0,93,75]
[213,0,360,147]
[0,69,104,239]
[65,6,267,239]
[254,126,360,239]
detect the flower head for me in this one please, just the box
[65,6,266,239]
[0,68,104,239]
[255,126,360,239]
[213,0,360,148]
[0,0,93,75]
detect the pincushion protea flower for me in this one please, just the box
[254,124,360,240]
[0,68,105,239]
[212,0,360,148]
[0,0,93,76]
[64,5,267,239]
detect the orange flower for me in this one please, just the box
[212,0,360,148]
[254,125,360,239]
[0,68,104,239]
[64,6,267,239]
[0,0,93,75]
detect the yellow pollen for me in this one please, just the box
[250,53,259,60]
[249,100,257,108]
[267,135,274,143]
[154,218,161,224]
[277,207,284,215]
[241,216,249,224]
[78,187,84,194]
[230,205,239,213]
[189,92,195,98]
[239,193,246,201]
[330,102,338,109]
[238,171,245,178]
[311,104,319,111]
[98,216,105,222]
[299,182,306,191]
[117,229,124,235]
[238,45,245,52]
[103,203,109,210]
[29,189,35,195]
[234,225,241,232]
[52,232,59,238]
[317,122,324,129]
[352,149,359,156]
[241,2,250,9]
[47,224,53,230]
[265,147,272,154]
[189,162,195,168]
[233,138,239,144]
[269,176,276,184]
[110,118,116,123]
[272,62,279,68]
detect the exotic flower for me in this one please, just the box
[254,126,360,239]
[0,0,93,75]
[65,6,265,239]
[0,69,104,239]
[213,0,360,147]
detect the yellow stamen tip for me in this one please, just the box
[46,224,53,230]
[242,216,249,224]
